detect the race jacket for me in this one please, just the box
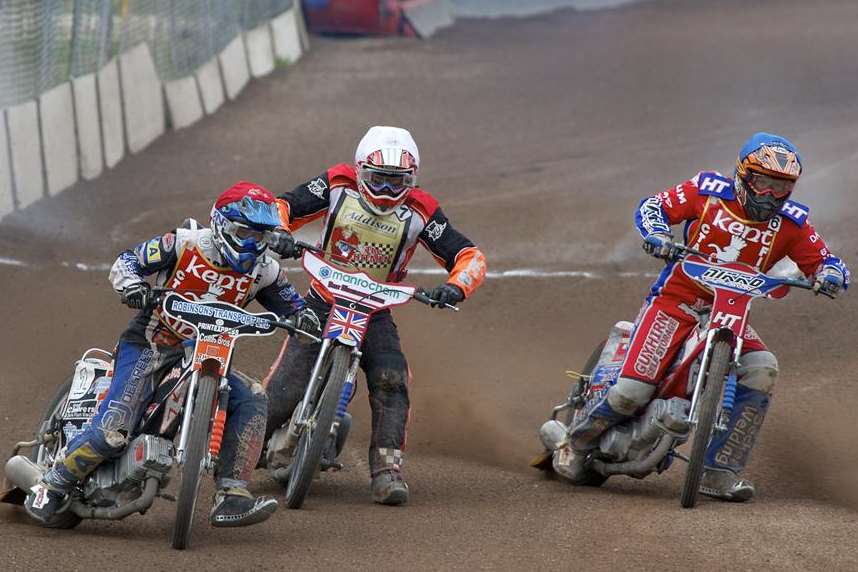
[635,171,851,302]
[275,163,487,299]
[109,220,304,346]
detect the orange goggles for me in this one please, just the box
[745,173,795,199]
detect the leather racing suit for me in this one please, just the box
[571,170,850,493]
[46,220,305,493]
[265,163,487,475]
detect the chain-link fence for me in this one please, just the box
[0,0,294,110]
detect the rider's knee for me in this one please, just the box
[90,427,130,458]
[608,377,657,415]
[366,353,409,394]
[738,351,779,394]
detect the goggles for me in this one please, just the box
[745,172,795,199]
[359,166,416,199]
[223,218,271,252]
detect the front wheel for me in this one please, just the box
[680,340,731,509]
[171,375,218,550]
[285,345,351,509]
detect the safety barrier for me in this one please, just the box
[0,5,309,221]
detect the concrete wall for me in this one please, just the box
[73,73,104,181]
[0,7,309,222]
[0,112,13,218]
[39,83,79,195]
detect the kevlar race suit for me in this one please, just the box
[46,221,305,494]
[266,163,487,476]
[569,171,850,496]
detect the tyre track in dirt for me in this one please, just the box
[2,1,857,569]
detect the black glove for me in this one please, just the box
[293,308,322,342]
[120,282,152,310]
[269,230,301,259]
[428,284,464,308]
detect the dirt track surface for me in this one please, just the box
[2,0,858,569]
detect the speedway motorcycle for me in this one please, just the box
[1,292,316,549]
[534,244,815,508]
[266,242,458,509]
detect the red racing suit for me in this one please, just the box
[626,170,842,385]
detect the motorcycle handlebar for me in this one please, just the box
[667,242,816,292]
[414,288,460,312]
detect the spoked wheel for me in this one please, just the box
[285,346,350,509]
[26,377,82,529]
[171,375,218,550]
[680,340,731,509]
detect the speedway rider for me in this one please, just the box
[25,182,317,527]
[562,132,850,501]
[266,125,487,505]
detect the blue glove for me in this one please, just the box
[813,261,848,298]
[642,233,681,261]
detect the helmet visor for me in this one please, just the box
[746,173,795,199]
[224,219,271,252]
[359,167,416,199]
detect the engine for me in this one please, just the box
[598,397,691,463]
[83,435,173,506]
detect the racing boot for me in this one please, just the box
[209,487,278,527]
[700,359,775,503]
[370,448,408,506]
[23,479,71,524]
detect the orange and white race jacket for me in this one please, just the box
[276,164,487,299]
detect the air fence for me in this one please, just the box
[0,0,309,220]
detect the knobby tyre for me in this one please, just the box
[680,340,731,508]
[171,375,218,549]
[30,377,82,529]
[286,345,350,509]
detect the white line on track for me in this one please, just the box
[0,257,657,279]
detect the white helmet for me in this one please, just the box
[354,126,420,216]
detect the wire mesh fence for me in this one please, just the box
[0,0,295,109]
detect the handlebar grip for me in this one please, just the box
[413,289,434,306]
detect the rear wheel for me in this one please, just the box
[171,375,218,550]
[27,377,83,529]
[680,340,731,509]
[286,346,351,509]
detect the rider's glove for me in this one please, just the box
[269,230,300,259]
[293,308,322,342]
[813,264,846,298]
[120,282,152,310]
[427,284,464,308]
[642,233,681,261]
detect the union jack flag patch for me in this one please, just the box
[324,305,369,343]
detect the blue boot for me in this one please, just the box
[701,384,770,502]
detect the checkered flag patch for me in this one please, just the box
[373,448,404,470]
[355,242,395,270]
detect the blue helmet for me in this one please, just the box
[734,132,802,221]
[209,181,281,273]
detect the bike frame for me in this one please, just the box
[161,293,281,465]
[293,251,417,430]
[654,255,811,430]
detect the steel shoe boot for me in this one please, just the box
[371,469,409,506]
[699,468,755,502]
[24,480,71,524]
[209,487,278,527]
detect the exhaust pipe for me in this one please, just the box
[4,455,43,491]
